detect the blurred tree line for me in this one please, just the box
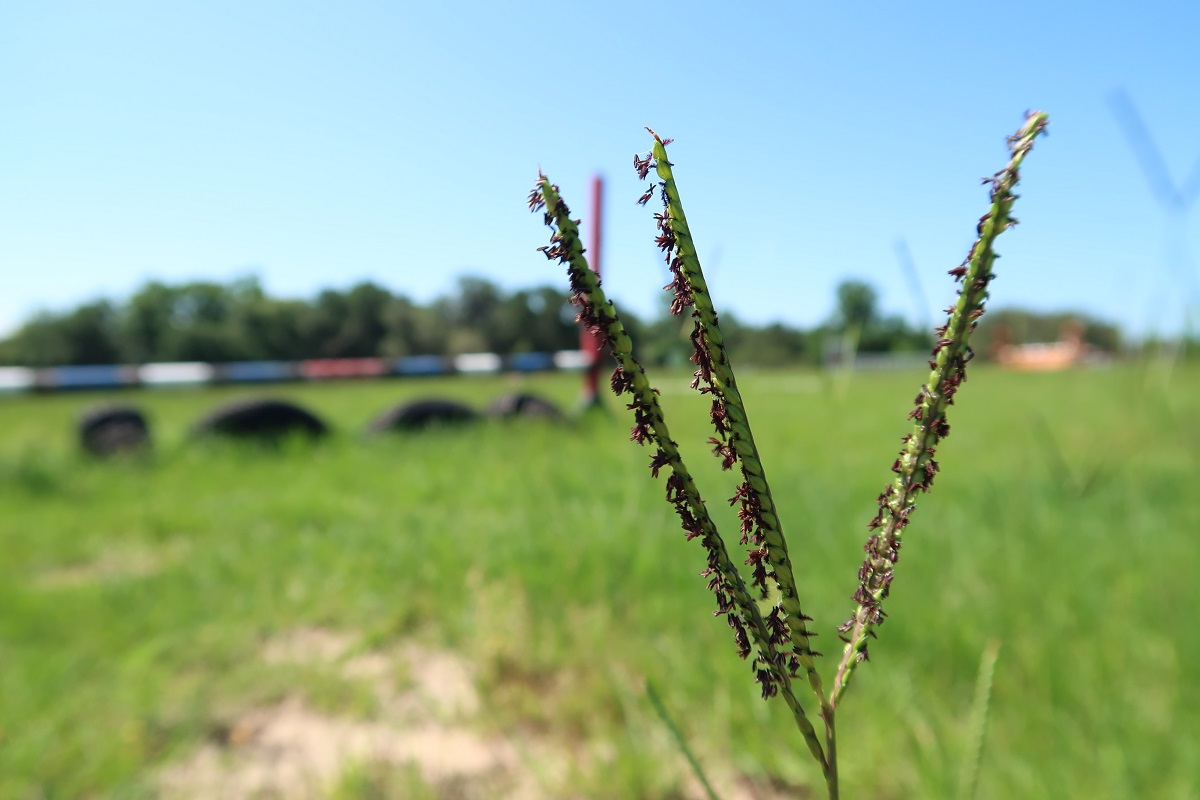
[0,275,1124,367]
[0,277,579,367]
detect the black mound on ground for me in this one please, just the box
[79,404,152,457]
[485,392,565,421]
[367,398,480,433]
[192,398,329,440]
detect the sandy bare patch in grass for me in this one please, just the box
[33,541,189,589]
[158,628,549,799]
[160,698,529,799]
[159,627,802,799]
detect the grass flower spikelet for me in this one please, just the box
[832,110,1049,705]
[637,130,831,720]
[530,173,830,771]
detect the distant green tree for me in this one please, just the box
[300,288,349,357]
[495,287,577,354]
[0,301,122,366]
[339,282,393,357]
[294,282,392,358]
[827,279,928,354]
[635,295,693,368]
[444,276,505,353]
[380,295,447,357]
[833,280,878,332]
[230,296,309,360]
[726,319,810,367]
[119,281,178,362]
[157,281,250,362]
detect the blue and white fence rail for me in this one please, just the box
[0,350,591,394]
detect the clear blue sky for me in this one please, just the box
[3,1,1199,339]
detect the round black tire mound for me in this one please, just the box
[79,404,152,457]
[485,392,564,421]
[367,398,480,434]
[192,398,329,440]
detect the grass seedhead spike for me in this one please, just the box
[832,111,1049,705]
[638,133,833,734]
[530,173,829,773]
[531,110,1049,799]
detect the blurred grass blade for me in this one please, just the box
[958,638,1001,800]
[646,680,721,800]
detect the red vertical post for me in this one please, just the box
[581,174,605,408]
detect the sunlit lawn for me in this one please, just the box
[1,365,1197,798]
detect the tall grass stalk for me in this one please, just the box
[646,680,721,800]
[531,111,1049,797]
[957,639,1001,800]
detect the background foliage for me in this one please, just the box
[0,276,1128,368]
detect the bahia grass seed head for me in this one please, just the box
[530,110,1049,798]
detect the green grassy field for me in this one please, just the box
[2,365,1197,798]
